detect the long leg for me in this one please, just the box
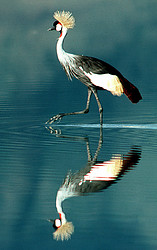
[92,126,103,163]
[92,89,103,126]
[46,88,92,124]
[86,139,92,163]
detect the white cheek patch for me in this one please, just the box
[56,23,62,32]
[55,219,61,228]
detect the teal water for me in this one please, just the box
[1,121,157,250]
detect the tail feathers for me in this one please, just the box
[121,78,142,103]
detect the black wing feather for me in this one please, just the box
[76,55,142,103]
[76,55,123,77]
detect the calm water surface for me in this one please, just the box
[1,1,157,249]
[0,100,157,249]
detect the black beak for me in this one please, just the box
[47,219,54,223]
[47,27,55,31]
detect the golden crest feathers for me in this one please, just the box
[53,221,74,241]
[53,10,75,29]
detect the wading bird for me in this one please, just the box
[48,129,141,241]
[46,11,142,125]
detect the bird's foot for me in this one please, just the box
[45,114,63,125]
[45,126,62,135]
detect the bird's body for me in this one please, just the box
[46,11,142,125]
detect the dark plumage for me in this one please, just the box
[75,55,142,103]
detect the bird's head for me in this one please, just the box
[48,218,62,229]
[48,214,74,241]
[48,20,63,33]
[48,10,75,35]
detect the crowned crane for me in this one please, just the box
[49,129,141,241]
[46,11,142,125]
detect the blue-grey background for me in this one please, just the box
[0,0,157,249]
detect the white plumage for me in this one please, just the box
[81,69,124,96]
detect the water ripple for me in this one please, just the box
[53,123,157,130]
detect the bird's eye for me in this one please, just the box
[56,23,62,32]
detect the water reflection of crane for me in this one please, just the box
[48,127,141,241]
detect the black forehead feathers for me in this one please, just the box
[53,20,59,27]
[52,220,58,229]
